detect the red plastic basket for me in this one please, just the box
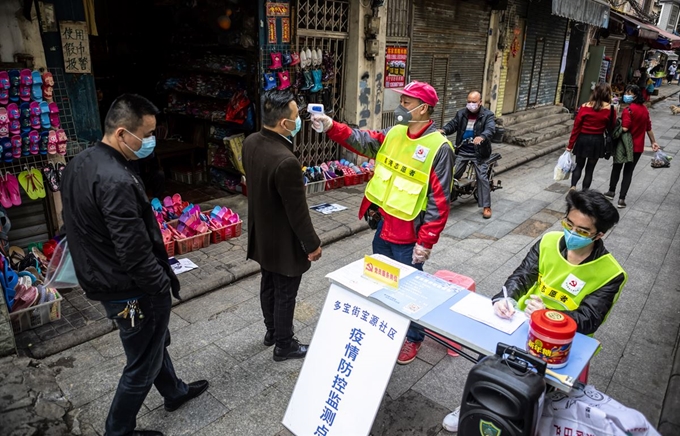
[324,176,345,190]
[164,240,176,257]
[210,221,243,244]
[175,232,211,254]
[168,221,211,254]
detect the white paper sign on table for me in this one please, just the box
[283,284,410,436]
[450,292,527,335]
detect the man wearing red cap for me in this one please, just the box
[312,81,455,364]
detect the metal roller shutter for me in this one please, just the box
[599,37,619,59]
[516,0,568,110]
[614,42,636,81]
[410,0,491,126]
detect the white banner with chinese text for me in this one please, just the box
[282,284,410,436]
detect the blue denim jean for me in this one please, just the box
[372,221,425,343]
[100,291,188,436]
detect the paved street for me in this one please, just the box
[2,95,679,435]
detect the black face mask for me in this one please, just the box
[394,104,424,125]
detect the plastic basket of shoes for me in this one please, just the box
[10,279,62,333]
[206,207,243,244]
[171,209,211,254]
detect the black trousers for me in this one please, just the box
[100,292,188,436]
[260,268,302,348]
[609,152,642,200]
[571,157,599,190]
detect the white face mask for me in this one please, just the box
[466,102,480,113]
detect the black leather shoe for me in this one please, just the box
[131,431,164,436]
[164,380,209,412]
[263,330,275,347]
[273,338,308,362]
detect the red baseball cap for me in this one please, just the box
[392,81,439,107]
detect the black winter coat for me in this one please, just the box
[61,142,179,301]
[441,106,497,148]
[243,129,320,277]
[492,236,625,335]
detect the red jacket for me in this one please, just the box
[621,103,652,153]
[568,104,617,150]
[326,121,454,249]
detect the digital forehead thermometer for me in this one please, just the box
[308,104,325,132]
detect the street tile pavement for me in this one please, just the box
[5,89,680,435]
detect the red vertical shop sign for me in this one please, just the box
[384,46,407,89]
[282,18,290,43]
[268,18,277,44]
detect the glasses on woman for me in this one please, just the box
[561,219,595,238]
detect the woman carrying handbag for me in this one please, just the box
[604,85,660,208]
[567,82,616,191]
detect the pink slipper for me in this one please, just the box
[47,131,58,154]
[5,173,22,206]
[48,102,60,128]
[57,129,67,155]
[0,175,12,208]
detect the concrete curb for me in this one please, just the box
[25,220,371,359]
[494,141,566,176]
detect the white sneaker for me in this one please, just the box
[442,406,460,432]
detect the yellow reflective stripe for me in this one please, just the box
[536,274,579,311]
[376,152,429,184]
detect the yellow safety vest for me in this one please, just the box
[364,125,452,221]
[518,232,627,317]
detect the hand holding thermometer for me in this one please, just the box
[308,104,325,132]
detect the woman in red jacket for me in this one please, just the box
[567,83,616,190]
[604,85,660,208]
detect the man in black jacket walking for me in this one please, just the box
[61,95,208,436]
[440,91,496,218]
[243,90,322,362]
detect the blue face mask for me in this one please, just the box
[623,95,634,104]
[123,129,156,159]
[563,229,594,250]
[284,117,302,137]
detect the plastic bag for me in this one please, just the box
[43,238,79,289]
[537,384,660,436]
[554,151,575,181]
[651,150,672,168]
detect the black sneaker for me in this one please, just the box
[618,199,626,208]
[273,338,308,362]
[603,191,615,201]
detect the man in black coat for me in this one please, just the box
[440,91,497,219]
[243,90,322,362]
[61,95,207,436]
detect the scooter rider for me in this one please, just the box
[312,81,455,365]
[439,91,497,219]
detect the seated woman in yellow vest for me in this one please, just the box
[492,189,627,335]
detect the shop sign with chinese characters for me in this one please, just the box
[60,21,91,73]
[266,2,290,17]
[385,46,407,88]
[282,284,409,435]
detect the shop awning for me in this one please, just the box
[649,25,680,49]
[552,0,610,27]
[611,10,659,40]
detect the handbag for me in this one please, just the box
[603,106,618,160]
[613,108,634,164]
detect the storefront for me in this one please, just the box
[515,0,569,111]
[88,0,350,195]
[380,0,492,126]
